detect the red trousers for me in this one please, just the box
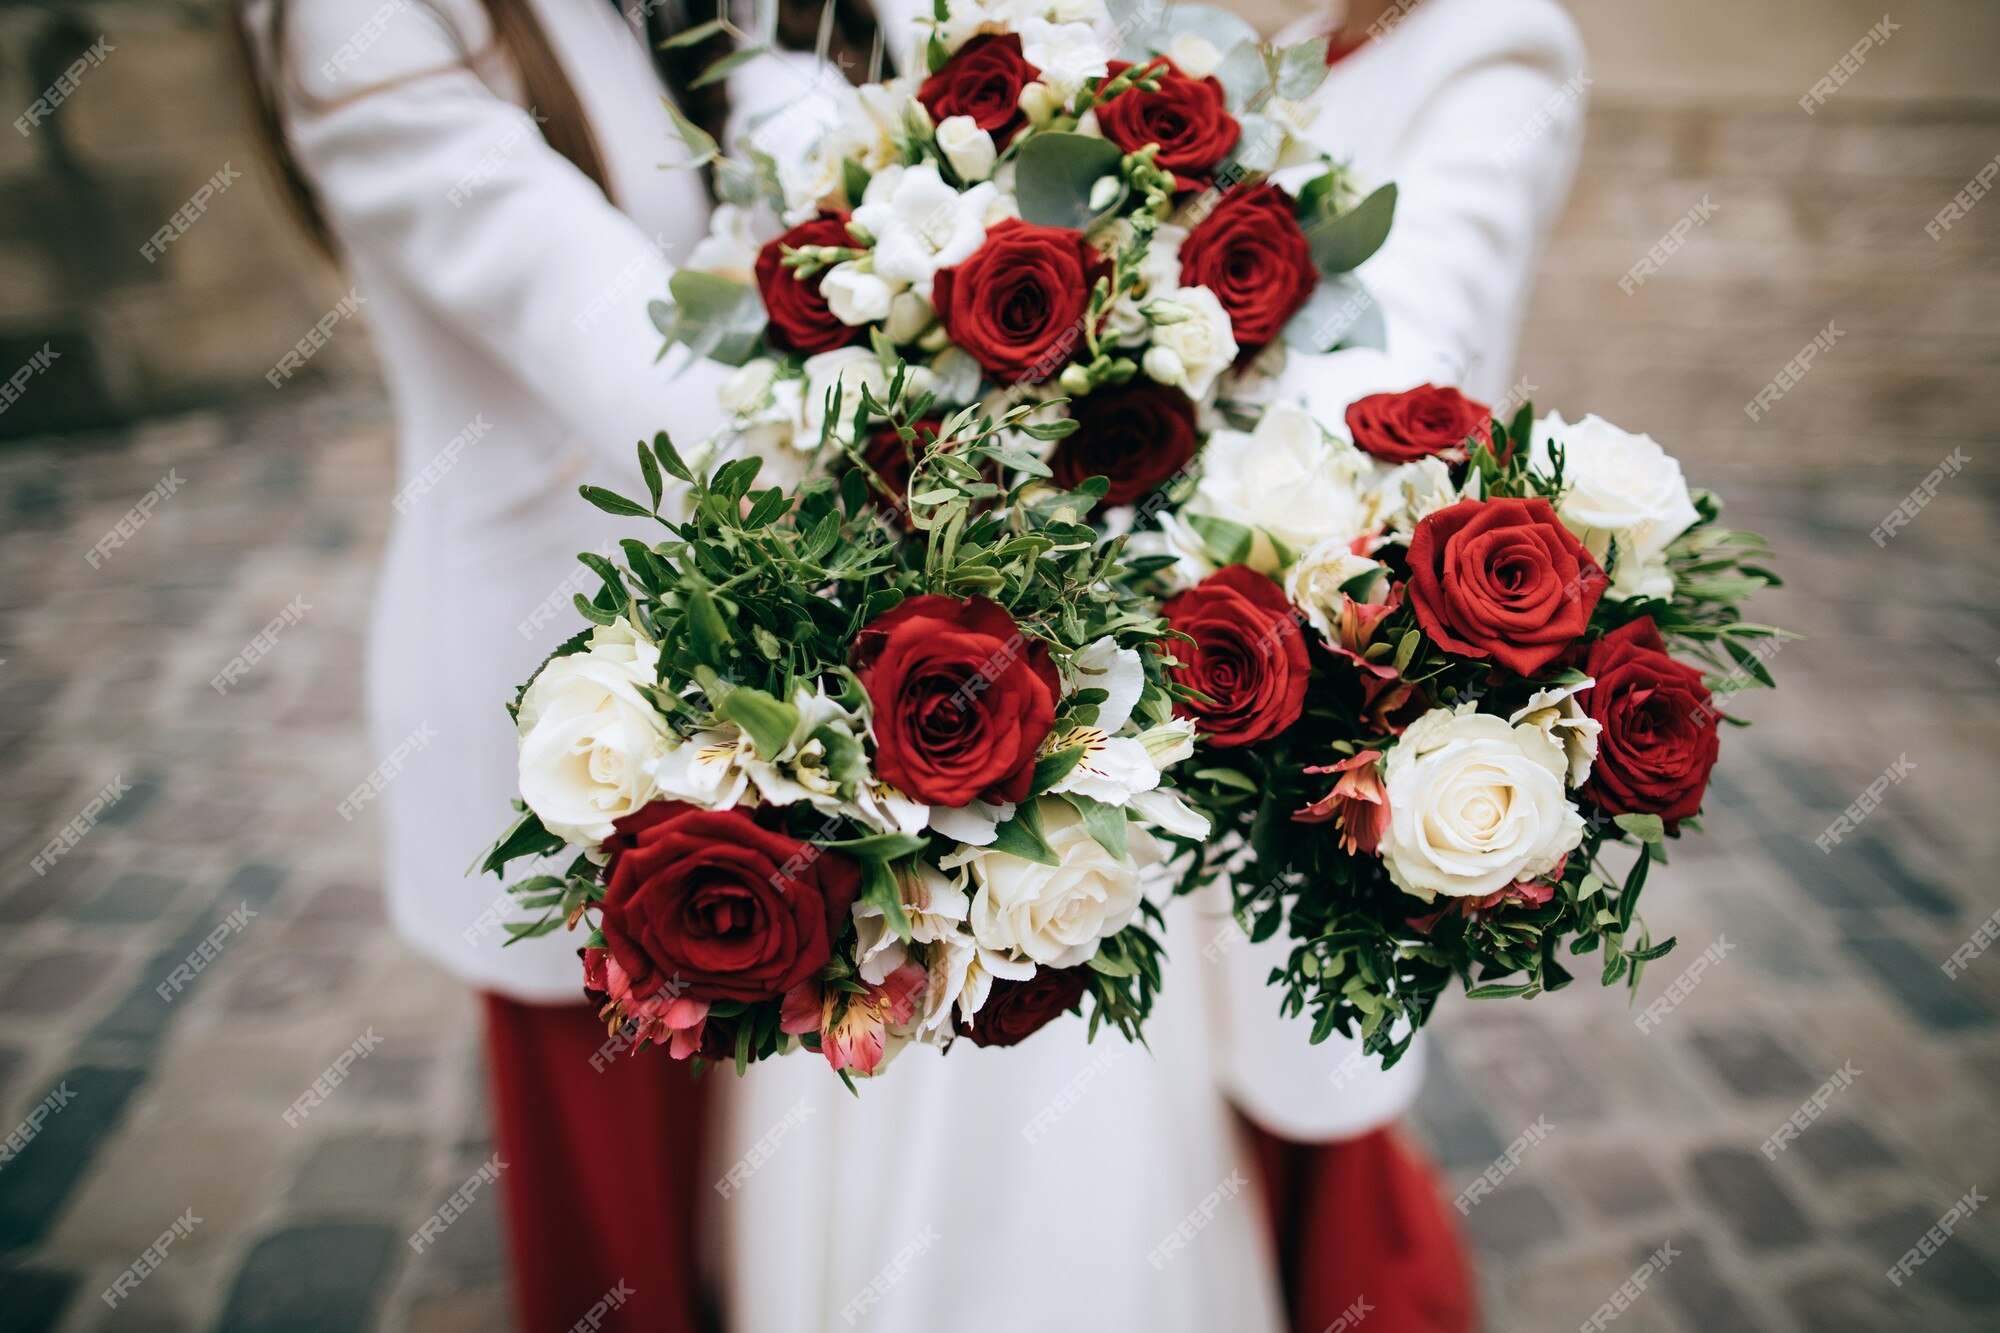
[484,996,1473,1333]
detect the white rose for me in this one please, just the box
[515,623,674,847]
[1508,680,1601,788]
[685,203,760,282]
[853,164,995,289]
[718,357,778,415]
[1021,18,1109,97]
[821,261,896,326]
[1143,285,1237,400]
[948,799,1159,966]
[1285,538,1385,645]
[1166,31,1222,79]
[1531,413,1699,601]
[1181,403,1382,572]
[801,347,889,443]
[935,115,997,182]
[1379,705,1586,901]
[1376,455,1471,543]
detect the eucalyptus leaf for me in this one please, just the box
[1225,112,1282,175]
[1013,133,1124,230]
[1304,182,1397,275]
[1276,38,1331,99]
[662,269,767,367]
[1281,272,1376,352]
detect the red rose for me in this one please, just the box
[599,802,859,1005]
[1178,183,1317,352]
[756,214,864,355]
[853,594,1060,806]
[1161,565,1309,747]
[1048,381,1198,506]
[933,219,1107,384]
[1406,497,1606,676]
[1580,618,1720,827]
[1346,384,1496,465]
[918,34,1037,149]
[1096,58,1240,190]
[957,966,1091,1047]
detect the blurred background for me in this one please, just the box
[2,1,1997,1330]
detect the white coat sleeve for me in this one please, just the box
[1288,14,1588,414]
[1208,12,1587,1143]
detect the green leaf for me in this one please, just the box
[859,857,913,940]
[1614,813,1666,844]
[1062,794,1129,859]
[714,683,799,761]
[818,831,928,859]
[690,44,768,91]
[1033,746,1087,792]
[1277,37,1331,99]
[1282,272,1377,352]
[1225,112,1283,174]
[842,158,872,208]
[659,95,718,165]
[636,440,663,513]
[988,803,1059,866]
[1392,628,1420,675]
[652,431,694,483]
[660,16,729,48]
[662,269,766,366]
[1012,132,1123,230]
[479,810,564,876]
[1465,979,1537,999]
[1305,182,1397,275]
[1184,512,1255,567]
[685,587,733,667]
[579,485,652,519]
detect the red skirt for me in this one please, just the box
[484,996,1473,1333]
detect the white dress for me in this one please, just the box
[709,3,1588,1330]
[261,0,1585,1327]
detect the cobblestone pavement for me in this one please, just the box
[2,105,1998,1332]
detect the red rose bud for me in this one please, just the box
[918,34,1037,148]
[853,594,1060,806]
[958,965,1092,1047]
[600,802,859,1005]
[1178,183,1318,352]
[1161,565,1309,747]
[756,214,866,355]
[1047,381,1199,506]
[1406,497,1606,676]
[1580,617,1721,828]
[1345,384,1496,465]
[933,219,1107,384]
[1097,58,1241,191]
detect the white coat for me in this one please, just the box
[260,1,1583,1327]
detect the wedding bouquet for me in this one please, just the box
[652,0,1396,512]
[484,384,1215,1082]
[1144,386,1786,1065]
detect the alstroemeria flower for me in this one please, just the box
[583,947,710,1060]
[1295,749,1390,856]
[821,962,928,1076]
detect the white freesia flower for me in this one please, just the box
[822,261,896,326]
[936,115,998,182]
[1379,704,1586,901]
[801,347,889,443]
[1286,539,1385,645]
[516,622,674,846]
[1143,285,1238,401]
[1018,79,1063,126]
[1022,18,1109,96]
[853,164,996,290]
[1531,413,1699,601]
[886,289,935,344]
[950,799,1160,967]
[1063,637,1144,732]
[1177,404,1383,572]
[1508,680,1601,788]
[685,203,760,282]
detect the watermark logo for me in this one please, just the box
[1620,195,1721,295]
[1816,754,1917,852]
[0,1082,76,1168]
[1761,1061,1860,1159]
[391,415,494,512]
[283,1029,384,1127]
[1887,1187,1985,1286]
[1800,16,1900,114]
[141,163,242,262]
[14,36,113,136]
[839,1225,942,1323]
[0,342,61,416]
[410,1154,508,1251]
[1147,1170,1250,1270]
[1745,321,1843,421]
[1871,447,1971,546]
[29,774,132,876]
[266,288,367,387]
[1634,936,1735,1033]
[212,596,312,694]
[1455,1116,1555,1213]
[715,1100,814,1197]
[1580,1242,1679,1331]
[336,722,439,821]
[156,903,258,1001]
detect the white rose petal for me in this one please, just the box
[1022,18,1109,98]
[718,357,778,416]
[948,799,1159,967]
[1379,705,1587,901]
[1182,404,1386,572]
[936,115,998,182]
[1531,412,1700,602]
[1166,31,1222,79]
[516,624,674,847]
[801,346,890,443]
[1286,538,1385,645]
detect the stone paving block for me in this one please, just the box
[1843,832,1961,921]
[0,1065,147,1252]
[217,1223,397,1333]
[49,1109,281,1261]
[1686,1025,1820,1101]
[1566,1147,1677,1222]
[0,947,119,1015]
[1853,1203,2000,1308]
[71,871,186,924]
[403,1284,513,1333]
[1783,1266,1917,1333]
[219,948,356,1017]
[1410,1044,1506,1171]
[1643,1234,1769,1333]
[1842,933,1993,1031]
[1791,1117,1900,1182]
[289,1134,424,1214]
[1459,1181,1564,1261]
[1688,1147,1816,1251]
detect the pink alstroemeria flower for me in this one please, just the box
[819,963,928,1076]
[583,946,710,1060]
[1295,749,1390,856]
